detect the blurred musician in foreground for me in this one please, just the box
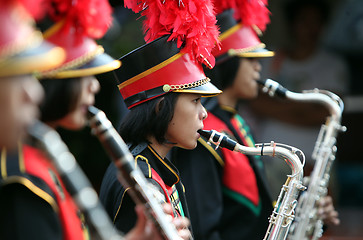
[0,0,64,150]
[0,0,189,239]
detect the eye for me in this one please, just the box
[193,97,201,103]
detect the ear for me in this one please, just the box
[154,97,165,114]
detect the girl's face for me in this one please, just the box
[57,76,100,130]
[0,75,44,149]
[231,58,261,99]
[166,93,207,150]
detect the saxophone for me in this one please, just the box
[258,79,346,240]
[87,106,185,240]
[28,120,123,240]
[198,129,306,240]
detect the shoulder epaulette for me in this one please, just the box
[0,147,59,212]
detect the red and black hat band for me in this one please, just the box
[124,85,167,108]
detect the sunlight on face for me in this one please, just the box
[57,76,100,130]
[166,93,207,149]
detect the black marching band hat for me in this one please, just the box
[115,0,222,109]
[212,0,274,65]
[0,0,65,78]
[38,0,121,79]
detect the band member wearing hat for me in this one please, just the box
[172,1,275,239]
[99,0,221,238]
[0,0,64,150]
[173,1,340,239]
[0,0,188,239]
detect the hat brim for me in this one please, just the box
[228,46,275,58]
[50,52,121,79]
[173,80,222,97]
[0,41,65,78]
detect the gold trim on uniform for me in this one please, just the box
[118,53,184,90]
[218,24,242,42]
[199,54,213,69]
[43,20,66,39]
[0,30,43,60]
[198,138,225,167]
[113,187,131,223]
[1,145,59,212]
[147,146,180,184]
[252,25,263,36]
[3,176,59,212]
[135,155,152,178]
[163,78,211,92]
[220,105,237,115]
[18,142,25,173]
[39,46,105,79]
[1,148,7,179]
[0,46,66,78]
[49,60,121,79]
[228,43,264,55]
[228,43,275,57]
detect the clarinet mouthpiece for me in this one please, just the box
[87,105,100,119]
[197,129,211,139]
[256,79,266,86]
[198,129,237,151]
[259,79,288,98]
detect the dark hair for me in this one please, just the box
[39,77,81,122]
[119,92,179,144]
[284,0,330,25]
[205,56,240,90]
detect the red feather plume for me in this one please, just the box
[124,0,220,68]
[234,0,270,32]
[46,0,113,40]
[213,0,270,33]
[213,0,236,15]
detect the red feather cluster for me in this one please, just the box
[213,0,270,32]
[213,0,236,15]
[0,0,46,20]
[46,0,113,40]
[234,0,270,32]
[124,0,220,68]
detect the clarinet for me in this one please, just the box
[258,79,346,240]
[87,106,184,240]
[28,120,123,240]
[198,129,306,240]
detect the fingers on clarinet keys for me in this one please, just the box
[172,217,191,240]
[161,204,192,240]
[317,196,340,226]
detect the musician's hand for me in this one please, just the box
[172,215,191,240]
[125,205,163,240]
[163,204,191,240]
[125,204,191,240]
[317,196,340,226]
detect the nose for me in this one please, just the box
[201,106,208,120]
[254,59,262,72]
[89,77,100,94]
[23,76,44,106]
